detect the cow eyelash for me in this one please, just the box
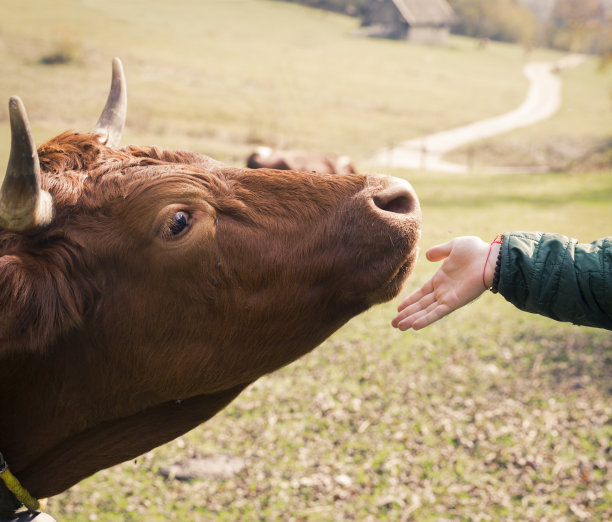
[166,211,192,238]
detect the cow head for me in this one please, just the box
[0,59,421,500]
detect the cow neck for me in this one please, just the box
[0,452,40,516]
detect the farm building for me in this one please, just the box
[360,0,455,45]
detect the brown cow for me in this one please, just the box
[0,59,420,512]
[246,146,357,174]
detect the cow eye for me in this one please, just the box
[168,211,191,237]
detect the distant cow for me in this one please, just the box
[0,59,420,511]
[247,146,357,174]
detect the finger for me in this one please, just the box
[396,294,451,330]
[391,291,436,327]
[401,292,436,319]
[425,241,454,263]
[395,296,440,330]
[411,302,453,330]
[394,307,427,331]
[396,278,434,312]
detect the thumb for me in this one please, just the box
[426,240,454,262]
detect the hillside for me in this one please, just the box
[3,0,608,172]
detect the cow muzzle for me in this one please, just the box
[371,175,421,220]
[344,174,421,304]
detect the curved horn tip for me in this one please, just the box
[112,57,124,75]
[9,95,24,111]
[92,57,127,148]
[8,96,33,137]
[110,58,126,92]
[7,95,39,183]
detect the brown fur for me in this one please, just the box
[0,131,420,498]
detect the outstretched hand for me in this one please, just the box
[391,236,500,331]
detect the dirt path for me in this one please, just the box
[371,54,586,173]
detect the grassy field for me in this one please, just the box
[0,0,587,166]
[1,0,611,520]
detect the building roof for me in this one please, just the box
[391,0,455,26]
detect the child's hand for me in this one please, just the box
[392,236,500,331]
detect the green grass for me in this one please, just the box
[1,0,611,520]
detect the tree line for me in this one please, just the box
[275,0,611,56]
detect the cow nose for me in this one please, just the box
[372,177,420,216]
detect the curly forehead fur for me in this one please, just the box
[36,132,349,222]
[38,132,223,208]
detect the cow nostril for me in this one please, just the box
[373,181,418,215]
[375,193,414,214]
[370,176,420,217]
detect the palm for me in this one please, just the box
[392,237,491,330]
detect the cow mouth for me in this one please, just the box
[339,218,420,307]
[393,245,420,291]
[377,234,420,302]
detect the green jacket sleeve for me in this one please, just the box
[497,232,612,330]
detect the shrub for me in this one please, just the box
[39,31,80,65]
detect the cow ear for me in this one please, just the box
[0,252,96,354]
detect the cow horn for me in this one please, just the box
[0,96,54,233]
[92,57,127,147]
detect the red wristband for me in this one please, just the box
[483,234,503,290]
